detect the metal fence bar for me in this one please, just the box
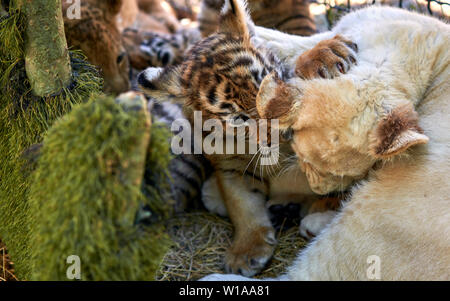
[310,0,449,29]
[310,0,449,13]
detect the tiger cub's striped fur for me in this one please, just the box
[147,99,213,213]
[138,0,356,276]
[198,0,316,37]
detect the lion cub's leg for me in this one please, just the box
[213,171,276,277]
[295,35,358,80]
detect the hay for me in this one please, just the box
[0,240,18,281]
[157,212,307,281]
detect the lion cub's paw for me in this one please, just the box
[299,211,337,240]
[225,226,277,277]
[295,35,358,80]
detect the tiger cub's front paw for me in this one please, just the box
[295,35,358,80]
[225,226,277,277]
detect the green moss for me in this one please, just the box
[0,3,24,65]
[29,95,171,280]
[0,3,102,279]
[0,3,172,280]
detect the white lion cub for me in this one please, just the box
[202,6,450,280]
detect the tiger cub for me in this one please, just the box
[138,0,356,276]
[198,0,316,37]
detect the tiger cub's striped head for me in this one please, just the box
[138,0,285,136]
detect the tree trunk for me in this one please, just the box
[20,0,71,96]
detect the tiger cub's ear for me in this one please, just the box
[219,0,254,40]
[370,103,429,158]
[138,66,184,102]
[256,71,302,129]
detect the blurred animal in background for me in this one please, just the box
[166,0,201,20]
[62,0,186,94]
[119,0,181,33]
[138,0,356,276]
[62,0,130,94]
[120,0,202,81]
[123,27,201,72]
[198,0,316,37]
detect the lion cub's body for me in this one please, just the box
[207,7,450,280]
[291,9,449,280]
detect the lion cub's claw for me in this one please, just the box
[295,35,358,80]
[225,227,276,277]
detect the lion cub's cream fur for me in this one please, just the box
[203,6,450,280]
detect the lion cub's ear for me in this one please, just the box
[256,71,302,129]
[370,103,429,158]
[138,66,184,102]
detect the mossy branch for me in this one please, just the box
[29,93,171,280]
[19,0,71,96]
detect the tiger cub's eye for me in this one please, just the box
[228,114,250,127]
